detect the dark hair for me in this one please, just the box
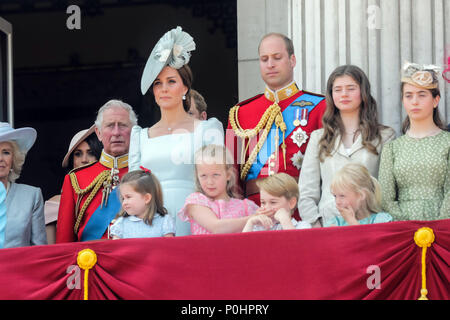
[400,83,445,134]
[178,64,194,112]
[68,132,103,170]
[117,169,168,225]
[258,33,294,57]
[319,65,386,161]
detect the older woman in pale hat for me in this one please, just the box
[0,122,47,248]
[44,124,102,244]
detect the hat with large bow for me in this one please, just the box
[141,26,196,95]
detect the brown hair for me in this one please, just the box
[400,83,445,134]
[190,89,207,113]
[256,173,299,204]
[319,65,387,162]
[177,64,194,112]
[117,169,168,225]
[258,33,294,57]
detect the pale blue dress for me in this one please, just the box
[129,118,224,236]
[109,213,175,239]
[323,212,393,227]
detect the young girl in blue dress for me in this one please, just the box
[324,163,392,227]
[110,167,175,239]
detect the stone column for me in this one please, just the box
[237,0,450,132]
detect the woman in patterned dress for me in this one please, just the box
[378,62,450,221]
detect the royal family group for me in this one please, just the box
[0,27,449,248]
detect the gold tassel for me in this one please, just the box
[77,249,98,300]
[414,227,435,300]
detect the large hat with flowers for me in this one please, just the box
[141,26,196,95]
[0,122,36,153]
[401,61,441,90]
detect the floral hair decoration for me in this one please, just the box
[139,166,152,174]
[401,61,441,89]
[140,26,196,95]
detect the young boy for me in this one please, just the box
[242,173,311,232]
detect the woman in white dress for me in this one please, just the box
[129,27,224,236]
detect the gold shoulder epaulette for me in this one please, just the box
[235,94,264,108]
[68,160,98,175]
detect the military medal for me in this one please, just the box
[291,127,309,148]
[300,108,308,126]
[290,151,304,170]
[293,108,301,127]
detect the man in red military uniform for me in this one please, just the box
[56,100,137,242]
[226,33,327,220]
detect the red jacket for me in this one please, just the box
[56,161,128,242]
[226,83,326,218]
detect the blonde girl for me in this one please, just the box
[110,167,175,239]
[324,163,392,227]
[178,144,260,235]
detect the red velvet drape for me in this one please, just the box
[0,219,448,300]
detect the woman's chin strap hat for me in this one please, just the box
[401,61,441,90]
[141,26,196,95]
[0,122,36,153]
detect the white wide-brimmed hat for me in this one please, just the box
[140,26,195,95]
[62,124,96,168]
[0,122,36,153]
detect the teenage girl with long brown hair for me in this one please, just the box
[298,65,396,227]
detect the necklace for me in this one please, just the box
[407,128,441,139]
[344,129,359,135]
[342,128,360,144]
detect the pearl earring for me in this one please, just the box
[182,95,186,100]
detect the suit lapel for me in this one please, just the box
[5,183,16,214]
[335,133,364,157]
